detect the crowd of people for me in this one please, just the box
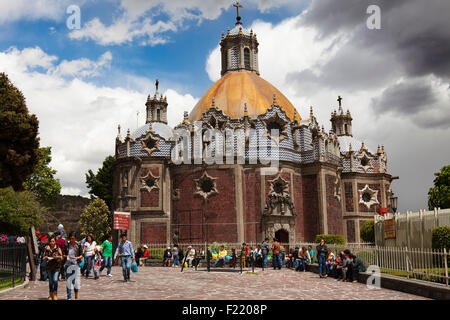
[35,228,138,300]
[156,237,367,283]
[31,226,367,300]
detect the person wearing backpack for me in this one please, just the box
[350,254,366,283]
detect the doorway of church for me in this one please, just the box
[275,229,289,243]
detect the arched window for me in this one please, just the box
[156,109,161,121]
[344,124,348,135]
[244,48,250,70]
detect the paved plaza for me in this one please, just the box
[0,266,427,300]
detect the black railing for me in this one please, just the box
[0,243,28,289]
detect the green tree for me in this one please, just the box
[78,198,111,241]
[0,73,40,190]
[360,220,375,243]
[23,147,61,205]
[0,187,44,235]
[428,165,450,210]
[85,155,115,209]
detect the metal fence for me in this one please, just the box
[375,208,450,248]
[0,243,28,289]
[139,242,449,286]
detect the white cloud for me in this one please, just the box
[0,0,86,24]
[0,46,198,197]
[69,0,304,46]
[53,51,113,77]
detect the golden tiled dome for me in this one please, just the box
[189,71,299,121]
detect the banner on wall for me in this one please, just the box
[113,211,131,230]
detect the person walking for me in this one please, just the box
[63,233,83,300]
[271,238,281,270]
[83,234,98,280]
[172,244,179,267]
[43,236,63,300]
[316,239,328,278]
[113,233,135,282]
[99,235,113,277]
[261,237,270,269]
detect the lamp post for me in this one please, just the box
[390,192,398,213]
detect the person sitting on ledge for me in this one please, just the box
[140,245,150,266]
[214,246,227,267]
[163,247,172,267]
[349,253,366,283]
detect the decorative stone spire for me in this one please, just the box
[310,106,314,118]
[273,93,277,105]
[382,145,385,153]
[117,124,121,137]
[243,103,248,116]
[361,142,367,150]
[126,128,131,140]
[377,145,382,154]
[183,111,189,123]
[211,97,216,109]
[349,143,353,152]
[146,79,168,124]
[330,96,352,137]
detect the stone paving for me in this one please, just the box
[0,266,427,300]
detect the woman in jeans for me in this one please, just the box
[43,236,63,300]
[63,233,83,300]
[316,239,328,278]
[83,234,98,280]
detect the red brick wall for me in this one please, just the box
[346,220,355,243]
[358,183,381,212]
[302,175,319,242]
[141,222,166,243]
[344,182,354,212]
[325,174,343,236]
[243,170,261,243]
[171,168,237,243]
[140,167,160,208]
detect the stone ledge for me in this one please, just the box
[307,263,450,300]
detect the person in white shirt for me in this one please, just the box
[82,234,98,280]
[185,246,195,267]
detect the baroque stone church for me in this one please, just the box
[113,5,397,245]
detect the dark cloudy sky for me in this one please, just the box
[1,0,449,212]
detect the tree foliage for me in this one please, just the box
[360,220,375,243]
[0,73,40,190]
[428,165,450,210]
[432,226,450,250]
[78,198,111,242]
[85,155,115,209]
[0,187,45,235]
[314,234,346,245]
[23,146,61,205]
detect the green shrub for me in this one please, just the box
[209,242,228,254]
[314,234,346,245]
[360,220,375,243]
[432,226,450,250]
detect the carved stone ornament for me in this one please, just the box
[358,184,379,209]
[357,151,373,173]
[263,111,288,143]
[141,132,160,156]
[334,176,341,202]
[140,169,160,193]
[263,175,295,216]
[194,171,218,201]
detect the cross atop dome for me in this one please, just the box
[234,1,243,25]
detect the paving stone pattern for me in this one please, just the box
[1,266,427,300]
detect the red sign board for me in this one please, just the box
[113,212,131,230]
[377,207,388,215]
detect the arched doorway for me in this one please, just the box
[275,229,289,244]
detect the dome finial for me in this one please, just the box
[117,124,121,136]
[349,143,353,152]
[211,97,215,109]
[273,93,277,105]
[233,1,243,26]
[155,79,159,96]
[183,111,189,123]
[310,106,314,118]
[244,103,248,116]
